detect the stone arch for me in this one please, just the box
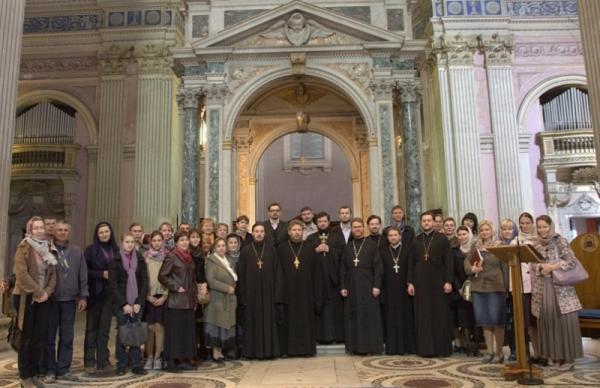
[517,74,588,132]
[16,89,99,145]
[224,65,375,140]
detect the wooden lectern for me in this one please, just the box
[487,245,544,383]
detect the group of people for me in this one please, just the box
[2,203,585,388]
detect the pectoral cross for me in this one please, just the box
[293,257,300,270]
[353,257,360,267]
[257,260,263,269]
[393,263,400,273]
[424,253,429,262]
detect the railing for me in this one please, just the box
[537,129,596,167]
[11,143,80,176]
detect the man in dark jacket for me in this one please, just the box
[44,221,89,383]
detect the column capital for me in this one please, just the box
[234,132,253,151]
[369,79,395,100]
[136,43,172,75]
[438,34,478,66]
[177,87,202,109]
[396,80,422,103]
[98,45,132,76]
[478,33,514,67]
[205,83,230,105]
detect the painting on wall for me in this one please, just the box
[283,132,332,175]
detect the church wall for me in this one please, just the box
[256,135,353,221]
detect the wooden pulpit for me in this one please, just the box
[487,245,544,382]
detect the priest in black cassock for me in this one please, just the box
[340,218,384,355]
[367,214,386,249]
[238,224,283,359]
[277,220,323,356]
[307,212,343,343]
[407,211,454,357]
[381,227,415,355]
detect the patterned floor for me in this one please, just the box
[1,326,599,387]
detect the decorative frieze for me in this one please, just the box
[20,57,96,74]
[514,43,582,57]
[24,13,103,33]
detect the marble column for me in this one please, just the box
[0,0,25,297]
[579,0,600,176]
[480,35,523,221]
[95,46,128,228]
[178,87,202,224]
[443,35,485,218]
[397,80,423,229]
[133,45,175,230]
[370,79,398,225]
[204,84,229,222]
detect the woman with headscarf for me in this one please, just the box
[531,215,583,371]
[465,220,509,364]
[13,216,57,388]
[451,226,478,356]
[226,233,243,358]
[108,232,148,376]
[143,231,168,370]
[189,229,207,362]
[83,221,119,374]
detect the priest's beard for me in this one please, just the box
[291,236,303,244]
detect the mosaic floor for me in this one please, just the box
[1,318,599,387]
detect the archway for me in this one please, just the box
[232,77,371,224]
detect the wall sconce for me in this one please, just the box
[296,110,310,133]
[395,135,403,150]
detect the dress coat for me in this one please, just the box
[203,253,237,329]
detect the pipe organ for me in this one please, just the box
[542,87,592,131]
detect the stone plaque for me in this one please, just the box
[386,9,404,31]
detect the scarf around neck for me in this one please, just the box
[144,246,166,263]
[25,236,57,266]
[213,253,238,282]
[120,248,138,306]
[173,247,192,263]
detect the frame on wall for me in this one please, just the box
[283,132,332,174]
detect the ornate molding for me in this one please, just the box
[324,63,371,93]
[177,87,203,109]
[205,84,229,105]
[396,80,422,103]
[228,66,269,90]
[136,44,172,75]
[369,79,394,100]
[514,43,583,57]
[20,57,97,75]
[234,133,253,152]
[478,34,513,66]
[438,34,478,66]
[24,13,103,34]
[98,45,132,76]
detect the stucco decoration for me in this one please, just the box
[259,12,335,46]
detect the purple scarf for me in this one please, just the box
[120,249,138,306]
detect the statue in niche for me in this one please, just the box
[260,12,335,46]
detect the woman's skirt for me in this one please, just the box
[164,308,197,360]
[144,294,165,324]
[472,292,507,326]
[204,322,237,350]
[538,277,583,361]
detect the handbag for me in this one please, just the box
[459,279,472,302]
[552,258,589,286]
[197,283,210,305]
[7,293,26,352]
[118,318,148,347]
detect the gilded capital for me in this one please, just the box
[478,34,514,66]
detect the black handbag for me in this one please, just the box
[118,319,148,347]
[7,316,21,352]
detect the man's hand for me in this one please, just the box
[77,299,87,312]
[340,289,348,297]
[443,282,452,294]
[35,292,49,303]
[0,279,9,293]
[228,286,235,295]
[133,304,141,314]
[123,304,133,315]
[177,286,186,293]
[102,271,109,280]
[315,244,329,253]
[407,283,415,296]
[372,288,380,298]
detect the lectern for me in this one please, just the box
[487,244,544,384]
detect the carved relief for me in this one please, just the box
[98,45,132,76]
[20,57,96,74]
[438,34,478,66]
[324,63,371,92]
[136,44,171,74]
[228,66,269,90]
[478,34,513,66]
[514,43,583,57]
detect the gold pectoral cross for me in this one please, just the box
[353,257,360,267]
[257,260,263,269]
[293,256,300,270]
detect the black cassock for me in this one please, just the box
[381,243,415,355]
[238,241,283,359]
[407,231,453,357]
[307,231,343,343]
[340,237,384,354]
[276,240,324,356]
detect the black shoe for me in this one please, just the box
[131,367,147,375]
[177,362,197,371]
[116,368,127,376]
[212,356,225,364]
[164,364,180,373]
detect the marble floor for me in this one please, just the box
[1,321,599,388]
